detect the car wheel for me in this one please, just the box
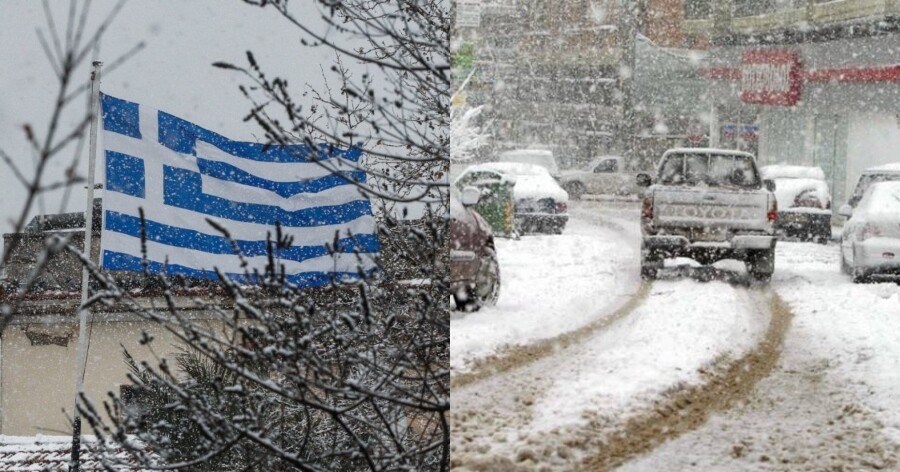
[851,269,871,284]
[564,181,585,200]
[746,248,774,282]
[640,248,660,280]
[472,247,500,307]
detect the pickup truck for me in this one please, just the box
[636,148,778,282]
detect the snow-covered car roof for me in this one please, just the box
[466,161,552,177]
[498,149,559,175]
[760,165,826,181]
[862,162,900,174]
[453,164,518,186]
[459,162,567,202]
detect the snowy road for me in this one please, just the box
[451,201,900,471]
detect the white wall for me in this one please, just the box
[845,113,900,202]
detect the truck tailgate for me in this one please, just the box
[653,187,771,233]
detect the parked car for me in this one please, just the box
[839,181,900,283]
[450,187,501,310]
[760,165,832,243]
[840,163,900,215]
[498,149,559,176]
[636,148,778,282]
[456,162,569,234]
[558,155,638,199]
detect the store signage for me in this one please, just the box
[740,50,802,106]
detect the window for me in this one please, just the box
[593,158,619,173]
[658,153,760,188]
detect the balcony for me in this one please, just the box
[684,0,900,36]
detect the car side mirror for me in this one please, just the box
[461,186,481,206]
[636,173,652,188]
[763,179,776,192]
[838,204,853,218]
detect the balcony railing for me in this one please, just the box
[684,0,900,36]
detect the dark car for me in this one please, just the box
[760,165,832,243]
[450,187,501,310]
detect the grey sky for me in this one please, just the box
[0,1,342,245]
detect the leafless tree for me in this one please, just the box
[74,1,451,470]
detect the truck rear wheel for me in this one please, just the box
[640,249,661,280]
[746,248,774,282]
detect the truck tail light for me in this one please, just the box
[768,197,778,222]
[557,202,567,213]
[642,196,654,220]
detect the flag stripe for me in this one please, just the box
[102,235,376,274]
[102,251,368,287]
[197,159,365,197]
[158,111,362,163]
[104,192,378,242]
[201,173,368,211]
[104,211,379,261]
[195,141,360,183]
[163,166,373,227]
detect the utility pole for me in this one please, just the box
[616,0,645,171]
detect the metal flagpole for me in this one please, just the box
[70,60,102,472]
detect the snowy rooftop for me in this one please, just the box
[864,162,900,173]
[0,435,145,471]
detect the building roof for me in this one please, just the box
[0,435,145,471]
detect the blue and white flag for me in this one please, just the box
[99,93,378,287]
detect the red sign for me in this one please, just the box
[740,50,802,106]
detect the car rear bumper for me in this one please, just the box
[643,234,776,259]
[515,213,568,231]
[776,211,831,233]
[853,238,900,274]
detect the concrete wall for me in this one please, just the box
[0,315,218,436]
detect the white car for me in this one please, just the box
[456,162,569,234]
[760,165,832,243]
[498,149,559,176]
[558,155,637,199]
[840,181,900,283]
[841,163,900,213]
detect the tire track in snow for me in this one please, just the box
[578,289,793,470]
[451,281,652,389]
[451,205,646,390]
[450,281,784,471]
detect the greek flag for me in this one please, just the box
[99,94,378,287]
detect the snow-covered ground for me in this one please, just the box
[621,241,900,470]
[451,203,775,469]
[454,200,900,470]
[450,204,640,372]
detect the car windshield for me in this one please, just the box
[658,153,760,189]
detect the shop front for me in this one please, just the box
[701,33,900,206]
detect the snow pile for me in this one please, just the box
[450,208,638,372]
[772,242,900,442]
[528,279,769,432]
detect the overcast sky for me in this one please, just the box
[0,1,345,246]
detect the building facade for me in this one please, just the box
[691,0,900,205]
